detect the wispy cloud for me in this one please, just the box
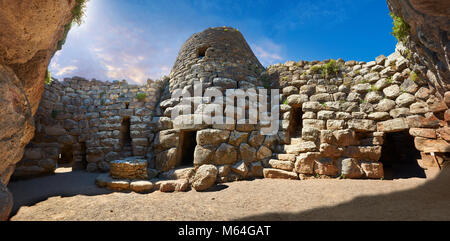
[251,39,285,66]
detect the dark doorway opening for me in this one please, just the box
[178,130,197,166]
[58,144,74,164]
[379,131,426,179]
[120,117,133,157]
[288,106,303,138]
[197,46,209,59]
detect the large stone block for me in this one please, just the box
[196,129,230,146]
[314,158,339,176]
[377,118,409,132]
[345,146,382,161]
[192,164,218,191]
[348,119,376,132]
[263,168,299,180]
[414,137,450,153]
[215,143,238,165]
[360,161,384,179]
[155,148,178,172]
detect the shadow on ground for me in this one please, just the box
[7,170,112,218]
[234,167,450,221]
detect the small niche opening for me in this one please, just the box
[178,130,197,167]
[288,106,303,138]
[119,117,133,157]
[197,46,209,59]
[379,131,425,179]
[58,144,74,165]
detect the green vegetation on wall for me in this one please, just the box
[390,12,410,43]
[136,93,147,102]
[45,69,53,85]
[57,0,89,51]
[309,60,342,79]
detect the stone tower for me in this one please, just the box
[169,26,265,93]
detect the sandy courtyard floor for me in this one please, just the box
[7,168,450,221]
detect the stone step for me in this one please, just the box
[283,141,318,155]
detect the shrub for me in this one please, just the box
[73,0,89,25]
[322,59,341,78]
[45,69,53,85]
[57,0,88,50]
[136,93,147,102]
[410,71,418,82]
[310,60,341,78]
[370,85,379,92]
[390,12,410,43]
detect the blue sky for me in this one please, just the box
[50,0,397,84]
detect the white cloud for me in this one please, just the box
[251,39,285,66]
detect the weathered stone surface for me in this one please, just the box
[231,160,249,177]
[228,131,248,146]
[340,158,364,179]
[437,127,450,142]
[383,85,400,99]
[377,118,409,132]
[239,143,257,163]
[320,143,344,158]
[345,146,382,161]
[286,94,308,107]
[249,162,264,177]
[268,159,294,171]
[192,164,218,191]
[155,148,178,172]
[0,65,35,185]
[348,119,376,132]
[360,161,384,179]
[194,145,215,165]
[0,183,13,221]
[294,152,320,174]
[130,180,154,193]
[388,0,449,95]
[414,137,450,153]
[0,0,76,113]
[106,179,130,191]
[153,129,179,152]
[396,93,416,107]
[263,168,298,180]
[285,141,317,154]
[196,129,230,146]
[160,167,195,180]
[409,128,436,139]
[157,179,189,192]
[215,143,238,165]
[314,158,338,176]
[257,146,272,161]
[375,98,396,112]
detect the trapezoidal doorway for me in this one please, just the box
[379,131,425,179]
[119,117,133,158]
[288,106,303,138]
[178,130,197,167]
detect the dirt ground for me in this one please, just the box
[7,167,450,221]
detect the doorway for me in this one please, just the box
[288,107,303,138]
[178,130,197,167]
[119,117,132,157]
[379,131,425,179]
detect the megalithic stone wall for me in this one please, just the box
[13,77,168,179]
